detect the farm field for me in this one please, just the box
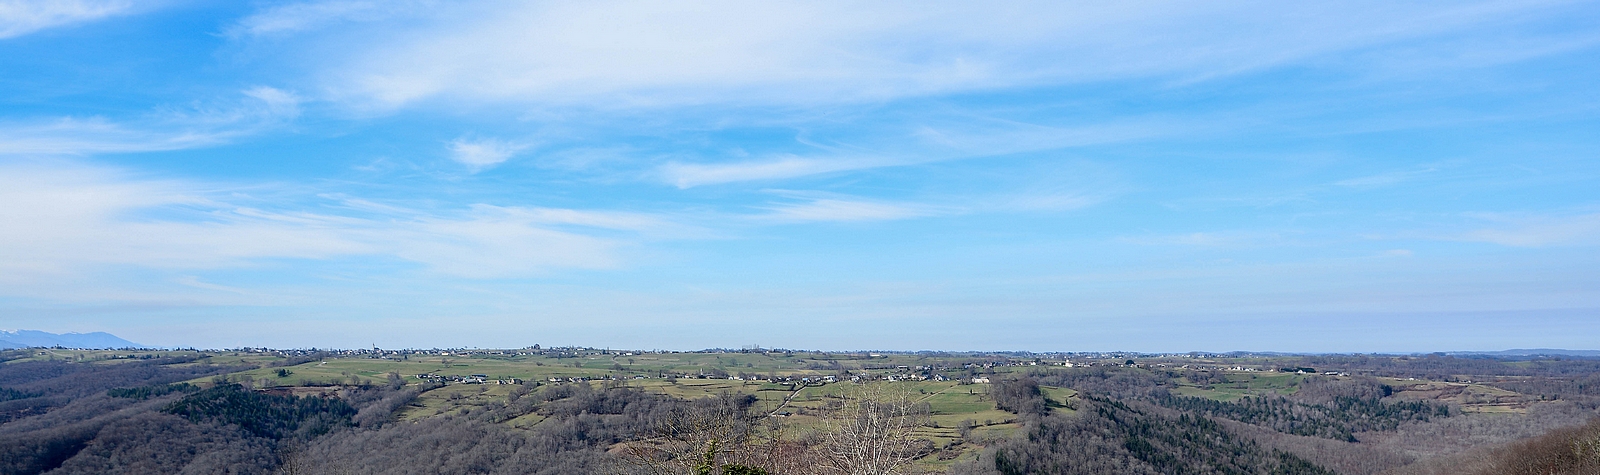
[8,347,1599,474]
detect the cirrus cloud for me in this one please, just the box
[448,137,526,171]
[1458,212,1600,247]
[228,0,1588,111]
[0,0,137,39]
[0,87,301,156]
[0,162,677,283]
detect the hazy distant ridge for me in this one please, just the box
[0,330,143,349]
[1454,348,1600,358]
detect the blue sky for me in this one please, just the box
[1,1,1598,352]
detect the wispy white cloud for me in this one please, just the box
[755,193,939,223]
[657,118,1172,188]
[173,275,254,294]
[993,192,1102,212]
[233,1,1584,110]
[488,205,692,236]
[238,86,303,121]
[746,178,1106,223]
[448,137,525,171]
[0,0,135,39]
[659,155,901,188]
[225,0,396,37]
[0,87,301,156]
[391,209,622,278]
[1119,231,1293,247]
[1458,212,1600,247]
[0,163,356,277]
[909,119,1176,156]
[0,162,690,283]
[0,117,226,155]
[1334,167,1438,187]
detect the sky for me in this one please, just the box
[1,0,1598,352]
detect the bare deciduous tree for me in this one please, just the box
[818,383,932,475]
[621,392,768,475]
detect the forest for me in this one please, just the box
[0,348,1597,474]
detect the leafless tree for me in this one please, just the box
[620,392,769,475]
[817,383,931,475]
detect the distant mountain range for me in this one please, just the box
[0,330,144,349]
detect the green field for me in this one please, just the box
[1171,371,1307,401]
[12,347,1490,468]
[97,348,1059,466]
[6,347,1588,475]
